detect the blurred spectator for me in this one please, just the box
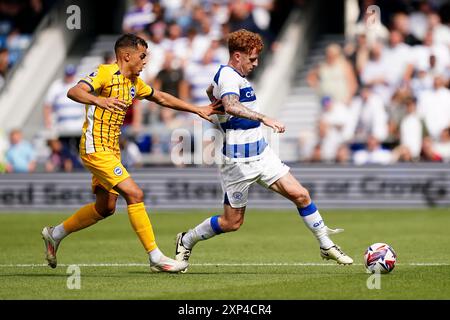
[181,46,220,108]
[344,32,370,84]
[0,47,9,89]
[382,30,414,89]
[349,86,388,142]
[431,127,450,162]
[5,128,36,173]
[360,41,391,103]
[43,64,84,159]
[420,131,450,162]
[142,24,166,83]
[251,0,274,31]
[417,75,450,141]
[412,30,449,76]
[385,86,410,141]
[353,135,392,165]
[398,96,423,160]
[45,138,75,172]
[335,144,351,164]
[153,51,185,129]
[120,135,143,169]
[409,1,434,42]
[103,51,115,64]
[317,96,352,162]
[307,43,358,105]
[122,0,155,33]
[428,12,450,48]
[0,128,8,173]
[228,0,263,34]
[390,12,421,46]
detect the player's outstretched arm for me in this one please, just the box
[206,84,216,103]
[222,94,285,133]
[67,82,127,112]
[148,90,223,122]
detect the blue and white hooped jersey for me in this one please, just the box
[212,65,267,162]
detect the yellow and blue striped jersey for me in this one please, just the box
[78,63,153,155]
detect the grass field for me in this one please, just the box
[0,209,449,300]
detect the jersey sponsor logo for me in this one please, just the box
[113,166,123,176]
[130,86,136,99]
[89,71,98,77]
[239,87,256,102]
[232,191,243,200]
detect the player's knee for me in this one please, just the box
[126,188,144,204]
[98,206,115,218]
[221,216,243,232]
[96,202,116,218]
[290,187,311,207]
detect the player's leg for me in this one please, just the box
[41,187,117,268]
[114,177,188,273]
[268,172,353,264]
[175,198,246,271]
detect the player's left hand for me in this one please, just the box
[197,100,225,122]
[262,117,285,133]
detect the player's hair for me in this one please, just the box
[114,33,148,54]
[227,29,264,55]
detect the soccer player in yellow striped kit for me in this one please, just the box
[41,33,222,273]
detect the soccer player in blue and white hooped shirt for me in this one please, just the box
[175,29,353,271]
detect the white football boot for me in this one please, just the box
[174,232,192,273]
[150,255,188,273]
[318,227,353,265]
[41,226,60,268]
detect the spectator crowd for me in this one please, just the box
[306,0,450,164]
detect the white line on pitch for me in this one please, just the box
[0,262,449,267]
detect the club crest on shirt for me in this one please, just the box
[130,86,136,99]
[113,166,123,176]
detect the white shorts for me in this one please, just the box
[219,146,290,208]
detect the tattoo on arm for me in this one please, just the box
[222,94,265,122]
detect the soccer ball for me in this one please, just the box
[364,243,397,274]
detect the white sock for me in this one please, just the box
[52,223,68,241]
[148,247,163,263]
[182,216,222,249]
[301,210,334,249]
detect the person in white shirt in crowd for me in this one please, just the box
[432,127,450,162]
[409,0,434,42]
[353,135,392,165]
[412,30,449,76]
[141,24,166,83]
[43,64,84,161]
[411,64,435,97]
[317,96,352,162]
[360,41,391,104]
[307,43,358,106]
[348,85,388,143]
[122,0,155,33]
[390,12,421,46]
[417,75,450,141]
[396,96,423,161]
[428,12,450,48]
[382,30,414,90]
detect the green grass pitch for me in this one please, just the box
[0,209,449,300]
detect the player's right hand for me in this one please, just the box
[262,117,285,133]
[96,96,127,112]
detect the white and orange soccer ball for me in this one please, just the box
[364,243,397,274]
